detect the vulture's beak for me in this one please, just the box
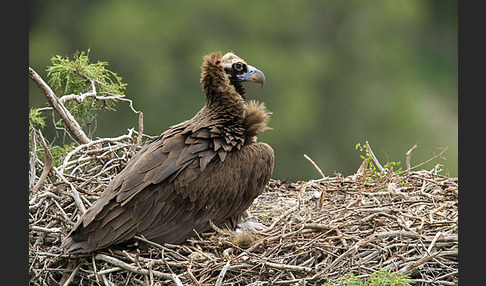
[237,65,266,87]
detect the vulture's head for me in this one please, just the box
[220,52,266,87]
[201,52,266,104]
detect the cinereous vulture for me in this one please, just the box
[62,52,274,253]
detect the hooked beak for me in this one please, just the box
[236,65,266,87]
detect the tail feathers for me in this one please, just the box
[61,237,89,254]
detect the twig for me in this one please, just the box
[52,166,87,214]
[406,143,419,172]
[256,260,312,273]
[410,279,456,286]
[318,185,327,210]
[91,267,123,277]
[397,147,448,176]
[29,130,39,191]
[215,260,231,286]
[427,231,442,253]
[209,219,228,235]
[101,274,117,286]
[58,85,119,105]
[303,223,331,231]
[32,132,53,193]
[133,236,191,263]
[186,263,200,286]
[61,263,81,286]
[99,91,141,114]
[264,205,299,233]
[95,254,184,286]
[399,251,441,273]
[364,141,384,173]
[59,131,134,172]
[321,232,376,273]
[303,154,326,178]
[29,225,62,233]
[135,112,144,148]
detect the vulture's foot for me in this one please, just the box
[237,210,268,232]
[236,221,268,232]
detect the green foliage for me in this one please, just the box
[33,140,77,168]
[46,49,127,128]
[29,108,46,166]
[50,142,77,167]
[46,48,126,96]
[355,142,402,181]
[29,107,76,167]
[29,108,46,131]
[323,269,413,286]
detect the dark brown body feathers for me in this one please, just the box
[62,52,274,253]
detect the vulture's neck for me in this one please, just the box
[198,53,270,144]
[200,55,245,123]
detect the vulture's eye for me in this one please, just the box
[233,62,244,72]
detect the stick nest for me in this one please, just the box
[29,131,458,285]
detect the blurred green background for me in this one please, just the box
[29,0,457,181]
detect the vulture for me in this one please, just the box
[62,51,274,254]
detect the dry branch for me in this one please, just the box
[406,142,419,171]
[303,154,326,178]
[29,67,91,144]
[365,141,384,172]
[95,254,184,285]
[31,132,53,193]
[215,260,231,286]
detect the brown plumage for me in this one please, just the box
[62,52,274,254]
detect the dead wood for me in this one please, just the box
[29,129,458,285]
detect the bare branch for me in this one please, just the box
[365,141,384,173]
[303,153,326,178]
[132,112,144,151]
[57,80,133,106]
[99,92,141,114]
[215,260,231,286]
[406,142,419,172]
[59,130,134,173]
[29,67,91,144]
[52,166,87,214]
[32,132,53,193]
[95,254,184,285]
[396,147,448,176]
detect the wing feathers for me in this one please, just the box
[133,193,156,222]
[162,134,186,152]
[175,145,195,167]
[188,140,209,153]
[136,200,165,231]
[152,157,179,184]
[100,206,127,228]
[199,149,217,171]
